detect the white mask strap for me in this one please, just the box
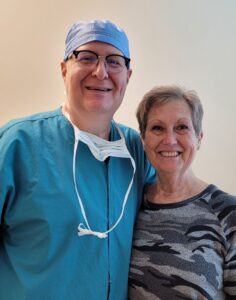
[72,125,136,239]
[72,139,93,234]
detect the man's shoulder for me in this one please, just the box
[114,122,140,140]
[0,108,61,138]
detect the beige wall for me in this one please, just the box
[1,0,236,193]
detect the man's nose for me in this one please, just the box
[91,58,109,80]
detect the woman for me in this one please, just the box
[128,85,236,299]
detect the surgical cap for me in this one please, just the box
[64,20,130,61]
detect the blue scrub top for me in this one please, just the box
[0,108,155,300]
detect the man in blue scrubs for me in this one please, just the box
[0,20,155,299]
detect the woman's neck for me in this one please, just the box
[146,170,208,204]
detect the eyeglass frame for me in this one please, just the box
[65,50,131,72]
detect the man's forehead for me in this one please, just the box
[76,41,124,55]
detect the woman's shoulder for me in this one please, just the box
[205,185,236,229]
[207,184,236,205]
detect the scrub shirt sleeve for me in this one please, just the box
[0,126,15,233]
[144,148,157,186]
[124,124,156,187]
[144,156,156,186]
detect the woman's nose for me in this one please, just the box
[162,130,177,145]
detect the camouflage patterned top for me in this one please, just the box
[128,184,236,299]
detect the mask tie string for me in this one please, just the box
[72,138,93,234]
[78,224,107,238]
[72,122,136,239]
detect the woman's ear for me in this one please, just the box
[197,131,203,150]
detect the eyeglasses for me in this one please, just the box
[68,50,130,73]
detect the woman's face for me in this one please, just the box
[143,99,203,176]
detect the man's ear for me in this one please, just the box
[126,68,132,84]
[60,61,67,81]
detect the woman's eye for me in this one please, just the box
[175,124,189,131]
[151,125,164,132]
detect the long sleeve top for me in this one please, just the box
[129,184,236,299]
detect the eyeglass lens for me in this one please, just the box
[75,51,127,73]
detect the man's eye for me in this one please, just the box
[107,56,123,67]
[78,55,96,64]
[107,59,118,66]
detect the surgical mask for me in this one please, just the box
[72,124,136,239]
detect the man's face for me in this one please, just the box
[61,41,132,121]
